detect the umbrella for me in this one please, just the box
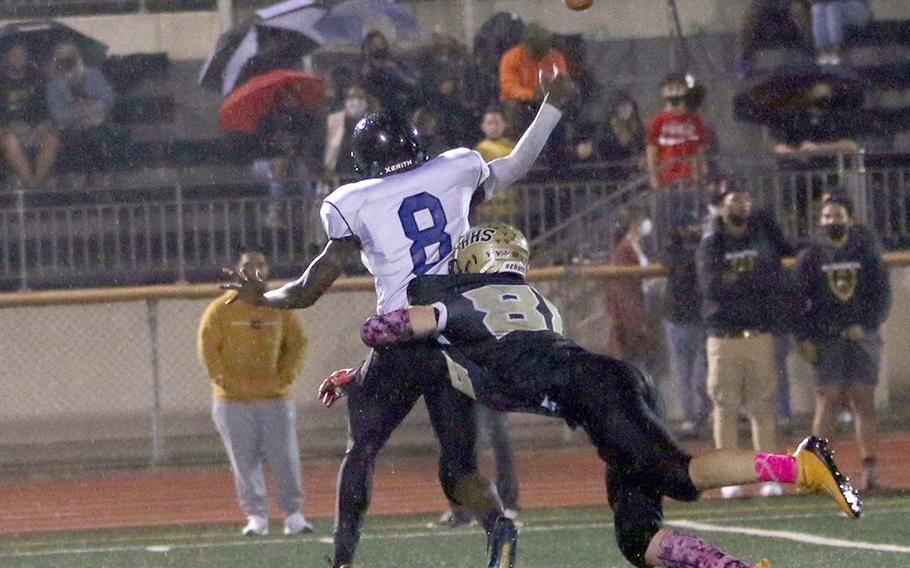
[198,0,327,96]
[0,20,107,65]
[315,0,419,44]
[218,69,325,133]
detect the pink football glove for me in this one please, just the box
[318,367,360,407]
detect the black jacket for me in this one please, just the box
[662,234,702,325]
[794,224,890,340]
[696,211,796,333]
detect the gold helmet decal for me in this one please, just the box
[453,223,530,277]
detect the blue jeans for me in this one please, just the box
[812,1,872,49]
[773,334,792,420]
[663,320,709,423]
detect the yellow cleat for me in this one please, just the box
[754,560,771,568]
[793,436,863,519]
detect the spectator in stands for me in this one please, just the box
[812,0,873,65]
[795,194,890,491]
[323,86,369,184]
[198,250,314,537]
[662,211,710,437]
[645,73,708,190]
[234,27,302,93]
[360,30,424,116]
[471,106,518,224]
[772,82,862,155]
[417,38,477,149]
[411,107,447,159]
[605,209,658,371]
[738,0,813,77]
[574,92,644,167]
[254,85,322,227]
[696,189,796,499]
[46,40,123,187]
[0,42,59,189]
[325,64,359,113]
[498,23,568,138]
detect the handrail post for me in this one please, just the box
[175,183,187,283]
[15,189,28,290]
[146,298,166,465]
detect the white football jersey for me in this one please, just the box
[321,148,491,314]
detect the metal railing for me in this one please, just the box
[1,153,908,290]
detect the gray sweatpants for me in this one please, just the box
[212,398,304,518]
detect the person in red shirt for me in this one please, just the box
[646,74,708,189]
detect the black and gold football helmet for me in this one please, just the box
[451,222,530,277]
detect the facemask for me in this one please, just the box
[727,213,748,227]
[640,218,653,236]
[369,47,389,60]
[825,223,848,241]
[345,97,367,117]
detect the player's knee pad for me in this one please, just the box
[445,472,502,515]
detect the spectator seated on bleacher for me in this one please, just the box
[738,0,814,78]
[0,42,59,189]
[573,92,644,170]
[46,40,126,188]
[811,0,873,66]
[360,30,425,116]
[498,23,568,138]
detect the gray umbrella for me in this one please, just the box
[198,0,328,96]
[0,19,108,65]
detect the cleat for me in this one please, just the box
[487,516,518,568]
[793,436,862,519]
[753,560,771,568]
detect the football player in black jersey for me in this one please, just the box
[321,222,863,568]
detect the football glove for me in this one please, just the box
[318,366,360,407]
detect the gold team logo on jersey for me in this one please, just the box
[722,249,757,281]
[822,261,861,302]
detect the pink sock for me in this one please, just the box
[657,531,750,567]
[754,453,798,484]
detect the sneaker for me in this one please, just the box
[283,512,314,535]
[503,508,520,520]
[793,436,862,518]
[759,482,783,497]
[720,485,744,499]
[431,508,474,529]
[241,515,268,536]
[487,516,518,568]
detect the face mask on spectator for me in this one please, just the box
[824,223,848,241]
[345,97,368,117]
[640,218,653,236]
[368,46,389,60]
[727,213,748,227]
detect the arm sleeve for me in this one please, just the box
[863,243,892,330]
[645,114,661,146]
[197,301,226,381]
[277,313,307,384]
[320,199,355,239]
[482,103,562,198]
[86,68,115,110]
[791,249,815,339]
[45,79,76,129]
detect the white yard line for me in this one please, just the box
[4,508,910,559]
[666,519,910,554]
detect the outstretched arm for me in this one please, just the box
[221,237,360,309]
[360,305,438,347]
[482,72,574,198]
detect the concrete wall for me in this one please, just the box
[1,266,908,458]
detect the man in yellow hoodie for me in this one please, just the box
[198,250,312,537]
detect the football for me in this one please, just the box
[565,0,594,11]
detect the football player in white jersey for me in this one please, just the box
[224,72,575,568]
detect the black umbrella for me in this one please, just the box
[0,20,107,65]
[199,0,327,96]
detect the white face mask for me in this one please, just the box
[345,97,368,117]
[640,218,653,236]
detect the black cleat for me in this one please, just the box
[487,516,518,568]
